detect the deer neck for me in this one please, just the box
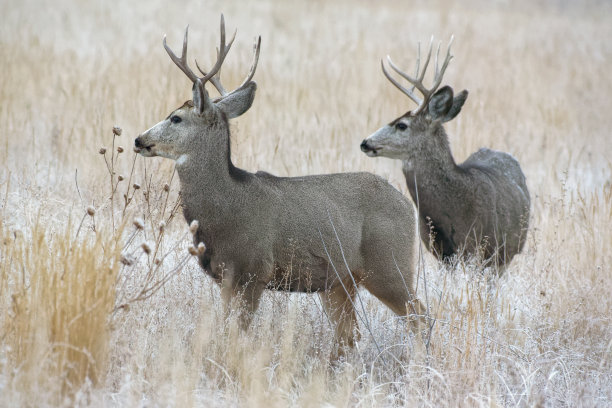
[175,122,252,224]
[402,126,464,207]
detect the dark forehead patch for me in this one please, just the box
[388,111,413,126]
[165,100,194,120]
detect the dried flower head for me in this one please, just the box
[133,183,141,190]
[117,146,124,153]
[197,242,206,255]
[189,220,199,235]
[120,253,135,266]
[133,217,144,230]
[158,221,166,233]
[163,183,170,192]
[141,242,152,254]
[86,206,96,216]
[118,175,125,181]
[99,147,107,155]
[112,126,122,136]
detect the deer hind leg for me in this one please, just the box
[361,265,425,334]
[319,283,359,354]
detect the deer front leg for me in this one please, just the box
[320,282,359,359]
[220,260,270,330]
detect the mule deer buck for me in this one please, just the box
[360,38,530,268]
[134,16,424,350]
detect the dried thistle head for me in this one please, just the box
[163,183,170,192]
[86,206,96,216]
[141,242,152,254]
[118,175,124,181]
[117,146,124,153]
[133,183,141,190]
[113,126,122,136]
[120,253,135,266]
[99,147,107,155]
[197,242,206,255]
[133,217,145,230]
[189,220,199,235]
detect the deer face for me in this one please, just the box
[361,86,468,160]
[135,82,256,161]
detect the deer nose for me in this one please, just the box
[134,137,144,148]
[360,139,372,152]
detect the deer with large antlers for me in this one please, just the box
[134,16,424,350]
[361,38,530,268]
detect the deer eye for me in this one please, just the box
[170,115,182,124]
[395,122,407,131]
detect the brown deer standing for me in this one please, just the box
[134,16,424,351]
[361,38,530,269]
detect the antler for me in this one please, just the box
[163,14,260,98]
[197,32,261,99]
[382,36,454,115]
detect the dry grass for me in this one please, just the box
[1,0,611,406]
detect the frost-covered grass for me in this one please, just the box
[1,0,611,406]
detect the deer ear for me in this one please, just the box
[193,79,213,115]
[428,86,454,120]
[442,89,468,123]
[216,82,257,119]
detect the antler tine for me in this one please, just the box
[236,35,261,89]
[387,56,429,97]
[197,15,237,85]
[431,36,454,94]
[381,58,422,106]
[163,25,200,83]
[418,36,434,82]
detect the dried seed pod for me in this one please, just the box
[189,220,199,234]
[133,217,144,230]
[141,242,152,254]
[133,183,141,190]
[158,221,166,233]
[86,206,96,216]
[118,175,124,181]
[99,147,107,154]
[112,126,122,136]
[163,183,170,192]
[117,146,124,153]
[120,254,135,266]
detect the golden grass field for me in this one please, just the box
[1,0,611,406]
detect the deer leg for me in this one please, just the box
[319,283,359,355]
